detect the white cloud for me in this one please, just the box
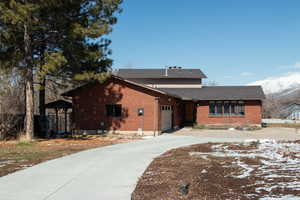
[241,72,254,76]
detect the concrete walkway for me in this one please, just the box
[0,136,246,200]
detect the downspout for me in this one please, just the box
[154,97,160,136]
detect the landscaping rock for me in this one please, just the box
[179,183,190,195]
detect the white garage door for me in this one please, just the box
[161,105,172,132]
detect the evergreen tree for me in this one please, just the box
[0,0,122,140]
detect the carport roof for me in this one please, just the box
[45,100,72,109]
[157,86,265,101]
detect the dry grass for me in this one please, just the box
[0,134,140,177]
[267,123,300,128]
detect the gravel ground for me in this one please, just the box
[171,127,300,141]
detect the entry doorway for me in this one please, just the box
[161,105,173,132]
[184,102,196,125]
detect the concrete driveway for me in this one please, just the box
[0,135,247,200]
[173,127,300,140]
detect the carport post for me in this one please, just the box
[55,108,58,133]
[64,108,68,133]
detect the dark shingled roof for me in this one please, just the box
[45,100,72,109]
[62,76,265,101]
[117,68,207,79]
[157,86,265,101]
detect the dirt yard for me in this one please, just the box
[0,134,141,177]
[132,140,300,200]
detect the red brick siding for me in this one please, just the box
[72,78,182,132]
[73,78,161,131]
[196,100,262,125]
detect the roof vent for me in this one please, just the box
[168,66,182,70]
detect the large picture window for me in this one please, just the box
[209,101,245,116]
[106,104,122,117]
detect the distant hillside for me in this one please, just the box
[274,87,300,99]
[248,72,300,98]
[247,73,300,118]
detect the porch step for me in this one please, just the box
[183,122,194,127]
[181,126,193,131]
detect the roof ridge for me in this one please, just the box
[117,68,207,79]
[118,68,201,70]
[203,85,262,87]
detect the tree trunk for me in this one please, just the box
[25,73,34,140]
[24,23,34,141]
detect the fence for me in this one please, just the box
[0,113,72,139]
[262,119,300,124]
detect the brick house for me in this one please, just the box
[63,67,265,135]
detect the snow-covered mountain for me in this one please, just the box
[248,72,300,95]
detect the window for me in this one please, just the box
[216,101,223,114]
[230,101,237,115]
[106,104,122,117]
[237,101,245,115]
[208,101,245,116]
[224,101,230,115]
[209,101,215,115]
[161,105,171,111]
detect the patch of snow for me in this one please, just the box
[142,136,155,139]
[260,195,300,200]
[189,152,210,160]
[0,160,14,167]
[234,159,254,179]
[194,140,300,199]
[244,139,258,143]
[19,164,33,168]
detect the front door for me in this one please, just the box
[185,103,194,123]
[161,105,172,132]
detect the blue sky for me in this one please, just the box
[108,0,300,85]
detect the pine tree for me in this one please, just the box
[0,0,122,140]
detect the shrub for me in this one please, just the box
[193,124,205,129]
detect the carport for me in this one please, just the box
[45,100,72,134]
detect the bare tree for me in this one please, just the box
[203,80,219,86]
[0,70,24,140]
[262,94,285,118]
